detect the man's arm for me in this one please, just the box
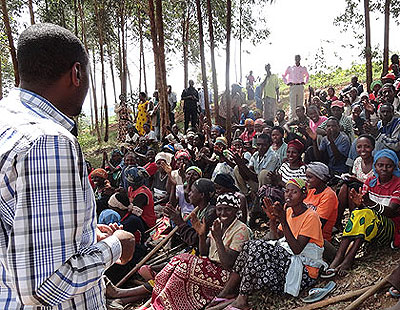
[378,120,400,152]
[282,66,290,84]
[11,135,122,307]
[303,66,309,84]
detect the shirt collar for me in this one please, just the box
[17,88,75,132]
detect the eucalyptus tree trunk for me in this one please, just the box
[206,0,219,124]
[93,0,109,142]
[28,0,35,24]
[195,0,211,127]
[0,54,3,100]
[107,43,117,103]
[364,0,372,92]
[182,1,190,89]
[382,0,390,75]
[226,0,232,144]
[78,0,101,141]
[1,0,19,86]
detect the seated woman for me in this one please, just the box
[336,134,374,229]
[277,139,306,184]
[90,168,115,216]
[209,178,326,310]
[169,149,192,186]
[327,149,400,277]
[269,126,287,165]
[151,193,251,310]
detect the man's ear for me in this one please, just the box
[71,62,81,87]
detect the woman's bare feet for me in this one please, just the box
[224,295,251,310]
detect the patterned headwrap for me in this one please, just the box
[125,166,149,188]
[215,137,228,147]
[108,193,129,210]
[216,193,240,209]
[370,80,383,90]
[212,125,225,135]
[111,149,123,157]
[286,178,308,194]
[254,118,265,126]
[186,166,202,177]
[287,139,304,153]
[175,149,192,161]
[244,118,255,126]
[91,168,108,180]
[306,162,330,182]
[369,149,400,187]
[155,152,173,165]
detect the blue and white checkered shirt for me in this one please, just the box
[0,89,122,309]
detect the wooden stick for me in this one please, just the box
[293,287,370,310]
[116,206,200,287]
[344,275,390,310]
[144,220,163,234]
[147,243,185,266]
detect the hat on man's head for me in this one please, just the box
[382,73,396,80]
[193,178,215,194]
[214,173,239,192]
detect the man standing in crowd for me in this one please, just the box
[340,75,364,97]
[181,79,199,132]
[0,23,134,309]
[167,85,177,126]
[246,70,256,100]
[261,63,280,122]
[282,55,309,120]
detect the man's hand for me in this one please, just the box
[113,230,135,265]
[96,223,123,242]
[306,127,317,141]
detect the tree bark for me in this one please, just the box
[28,0,35,24]
[154,0,170,135]
[225,0,232,144]
[364,0,372,93]
[0,54,3,100]
[120,0,127,98]
[195,0,211,127]
[239,0,242,85]
[107,43,117,104]
[182,2,189,89]
[383,0,390,75]
[73,0,77,35]
[79,0,101,142]
[206,0,219,125]
[93,0,109,142]
[1,0,19,86]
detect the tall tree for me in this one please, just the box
[206,0,219,124]
[195,0,211,127]
[1,0,19,86]
[364,0,372,92]
[28,0,35,24]
[93,0,109,142]
[225,0,232,143]
[382,0,390,75]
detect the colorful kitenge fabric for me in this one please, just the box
[136,100,150,135]
[151,253,229,310]
[233,240,315,295]
[342,208,394,245]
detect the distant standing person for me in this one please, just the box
[181,80,199,132]
[167,85,177,126]
[114,96,133,142]
[282,55,309,120]
[246,70,255,100]
[261,63,280,122]
[136,91,151,136]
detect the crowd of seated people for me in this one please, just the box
[87,71,400,310]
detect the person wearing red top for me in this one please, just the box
[327,86,338,102]
[239,119,256,143]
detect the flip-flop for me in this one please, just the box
[389,287,400,298]
[207,297,236,307]
[301,281,336,303]
[320,268,337,279]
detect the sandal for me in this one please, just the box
[320,268,337,279]
[301,281,336,303]
[225,305,252,310]
[388,287,400,298]
[207,297,236,308]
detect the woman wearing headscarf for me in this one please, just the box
[115,100,133,142]
[278,139,306,184]
[151,193,251,310]
[207,179,325,309]
[90,168,115,216]
[325,149,400,277]
[239,119,256,143]
[303,162,338,244]
[169,149,192,186]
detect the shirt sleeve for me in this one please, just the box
[336,134,351,157]
[282,67,290,84]
[228,225,250,252]
[304,67,309,84]
[319,137,328,151]
[11,135,121,307]
[316,189,338,221]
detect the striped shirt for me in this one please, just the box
[0,89,122,309]
[278,162,307,184]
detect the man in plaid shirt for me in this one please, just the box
[0,23,134,309]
